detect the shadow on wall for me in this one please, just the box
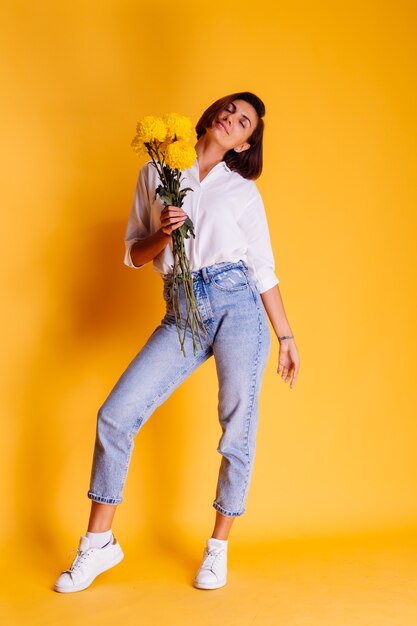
[13,214,202,568]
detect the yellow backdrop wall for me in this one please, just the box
[1,0,416,597]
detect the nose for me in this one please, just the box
[222,115,232,131]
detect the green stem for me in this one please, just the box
[146,147,208,357]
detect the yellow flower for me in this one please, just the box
[162,112,194,142]
[165,140,197,170]
[134,115,167,144]
[130,134,150,157]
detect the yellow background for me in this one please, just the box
[2,1,417,623]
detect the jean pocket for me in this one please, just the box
[211,267,249,292]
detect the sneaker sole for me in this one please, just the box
[54,549,124,593]
[193,577,227,590]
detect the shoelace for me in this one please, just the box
[61,536,114,576]
[61,547,92,575]
[201,548,222,573]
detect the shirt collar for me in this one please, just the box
[192,158,232,174]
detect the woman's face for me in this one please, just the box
[209,99,258,153]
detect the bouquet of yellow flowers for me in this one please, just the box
[131,112,208,358]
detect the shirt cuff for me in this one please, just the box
[255,274,279,293]
[246,259,280,293]
[124,241,144,268]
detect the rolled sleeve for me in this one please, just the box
[123,165,151,269]
[239,183,280,293]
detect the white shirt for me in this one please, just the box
[123,157,280,293]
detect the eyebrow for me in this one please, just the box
[229,102,252,126]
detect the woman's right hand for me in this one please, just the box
[160,205,188,236]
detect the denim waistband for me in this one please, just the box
[162,259,249,284]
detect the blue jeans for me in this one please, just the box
[87,259,271,516]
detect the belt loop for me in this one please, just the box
[201,267,210,283]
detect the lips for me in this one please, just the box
[216,121,228,134]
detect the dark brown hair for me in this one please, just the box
[195,91,266,180]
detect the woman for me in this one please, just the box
[54,91,300,593]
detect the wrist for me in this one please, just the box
[278,334,294,344]
[158,227,171,242]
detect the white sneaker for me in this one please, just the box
[193,537,228,589]
[54,534,124,593]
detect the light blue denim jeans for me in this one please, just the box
[87,259,271,516]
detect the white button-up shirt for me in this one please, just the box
[123,157,280,293]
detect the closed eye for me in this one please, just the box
[225,107,246,127]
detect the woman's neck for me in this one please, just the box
[194,135,226,175]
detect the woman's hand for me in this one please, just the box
[160,205,188,236]
[278,339,299,389]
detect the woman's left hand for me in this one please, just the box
[277,339,299,389]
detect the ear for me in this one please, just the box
[234,143,251,153]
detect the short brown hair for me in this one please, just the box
[195,91,266,180]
